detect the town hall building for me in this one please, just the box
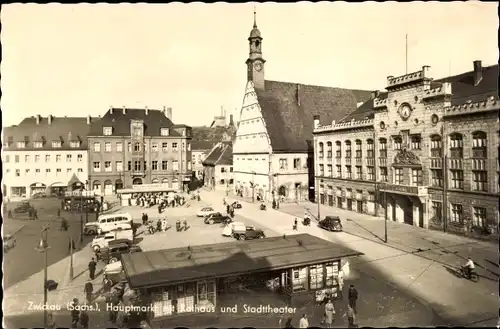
[232,12,372,203]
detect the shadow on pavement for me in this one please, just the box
[346,218,385,243]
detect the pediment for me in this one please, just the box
[393,149,421,166]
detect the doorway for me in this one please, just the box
[328,195,334,207]
[356,200,363,213]
[347,199,353,211]
[337,197,342,209]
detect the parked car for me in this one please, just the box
[222,221,246,237]
[3,234,17,251]
[196,207,218,217]
[13,203,30,213]
[84,223,100,236]
[232,201,242,209]
[318,216,343,232]
[91,228,133,252]
[232,226,265,241]
[99,241,141,264]
[204,213,231,225]
[104,260,126,285]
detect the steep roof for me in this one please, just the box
[88,108,190,137]
[256,80,372,152]
[202,141,233,166]
[191,140,217,151]
[340,64,499,123]
[2,116,94,151]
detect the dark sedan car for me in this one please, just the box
[98,240,141,264]
[318,216,343,232]
[204,213,231,225]
[233,226,265,241]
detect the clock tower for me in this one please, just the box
[246,9,266,90]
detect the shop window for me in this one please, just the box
[176,283,196,313]
[309,264,324,290]
[325,262,339,287]
[472,207,486,228]
[292,267,308,292]
[197,280,216,309]
[152,286,175,317]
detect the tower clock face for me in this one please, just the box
[254,62,263,72]
[399,104,412,120]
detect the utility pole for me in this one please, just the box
[442,125,448,233]
[35,225,50,328]
[384,184,388,243]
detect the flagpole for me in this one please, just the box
[405,33,408,74]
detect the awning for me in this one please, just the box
[50,182,67,188]
[30,183,47,188]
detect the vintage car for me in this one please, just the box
[318,216,343,232]
[196,207,218,217]
[204,213,231,225]
[83,223,100,236]
[98,240,141,264]
[13,202,31,214]
[232,226,266,241]
[104,260,127,285]
[222,221,246,237]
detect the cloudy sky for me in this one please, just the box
[1,2,497,127]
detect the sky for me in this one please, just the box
[1,2,498,127]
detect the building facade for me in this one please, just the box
[191,141,216,180]
[313,62,499,239]
[2,115,93,199]
[87,107,192,195]
[233,13,371,203]
[203,142,234,193]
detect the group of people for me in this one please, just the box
[61,198,101,213]
[128,192,187,211]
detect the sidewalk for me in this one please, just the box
[202,190,499,326]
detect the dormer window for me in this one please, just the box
[16,141,26,148]
[70,141,81,148]
[33,142,43,148]
[103,127,113,136]
[160,128,170,136]
[52,141,62,148]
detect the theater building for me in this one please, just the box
[87,107,192,195]
[233,13,371,203]
[313,61,499,239]
[2,115,93,199]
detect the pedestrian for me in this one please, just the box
[88,257,97,280]
[347,304,357,328]
[142,213,147,225]
[8,209,13,218]
[84,279,93,304]
[33,208,39,220]
[323,298,335,328]
[61,217,69,231]
[226,204,230,214]
[293,218,298,231]
[70,299,80,328]
[80,308,89,329]
[57,209,61,217]
[348,284,358,313]
[46,312,56,329]
[183,220,188,231]
[338,269,345,298]
[299,313,309,328]
[103,275,112,294]
[132,223,137,238]
[284,317,294,328]
[28,207,33,220]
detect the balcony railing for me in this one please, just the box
[366,157,375,166]
[448,158,463,170]
[430,158,442,168]
[379,158,387,167]
[355,158,362,165]
[379,183,428,197]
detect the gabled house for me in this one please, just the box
[203,141,234,192]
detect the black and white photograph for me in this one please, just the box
[2,2,498,328]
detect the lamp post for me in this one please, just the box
[379,182,388,243]
[85,180,89,224]
[317,179,323,220]
[69,235,74,280]
[35,225,50,328]
[251,171,256,202]
[80,185,84,243]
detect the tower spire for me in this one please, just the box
[253,6,257,28]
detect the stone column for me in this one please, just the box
[412,201,420,227]
[387,199,394,222]
[395,198,404,223]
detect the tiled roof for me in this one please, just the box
[121,233,363,289]
[256,80,372,152]
[2,116,94,151]
[88,108,190,137]
[191,140,217,151]
[340,64,499,122]
[202,141,233,166]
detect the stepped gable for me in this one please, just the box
[256,80,372,152]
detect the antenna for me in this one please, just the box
[405,33,408,74]
[253,6,257,28]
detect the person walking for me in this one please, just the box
[299,313,309,328]
[33,208,39,220]
[88,257,97,280]
[293,218,298,231]
[80,308,89,329]
[348,284,358,313]
[142,213,147,225]
[338,270,345,298]
[70,298,80,328]
[284,317,294,328]
[103,275,112,294]
[46,312,56,329]
[84,280,93,304]
[324,299,336,328]
[347,304,357,328]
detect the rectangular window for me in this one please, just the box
[93,142,101,152]
[24,155,30,163]
[325,262,339,287]
[116,161,123,172]
[35,155,40,162]
[34,142,43,148]
[160,128,169,136]
[345,166,352,179]
[15,155,19,163]
[367,167,375,181]
[230,167,233,172]
[152,143,158,152]
[152,161,158,170]
[172,160,179,171]
[431,201,442,222]
[56,155,61,162]
[116,142,123,152]
[4,155,10,163]
[319,164,324,176]
[105,142,112,152]
[93,162,101,172]
[172,143,178,151]
[327,165,332,177]
[46,168,51,174]
[143,161,147,171]
[51,141,61,148]
[326,143,332,158]
[336,165,342,178]
[309,264,324,290]
[431,169,443,187]
[379,139,387,158]
[355,142,362,158]
[127,143,132,152]
[393,137,402,150]
[78,168,83,173]
[394,168,403,185]
[472,171,487,191]
[162,160,168,170]
[104,161,112,172]
[450,204,463,223]
[411,136,421,150]
[318,143,324,158]
[411,169,423,186]
[221,167,226,173]
[162,143,168,152]
[280,159,288,170]
[66,154,72,162]
[293,158,301,169]
[380,167,388,182]
[355,166,362,180]
[25,169,30,174]
[336,143,342,158]
[134,161,141,171]
[367,140,374,158]
[103,127,112,136]
[292,267,308,292]
[127,161,132,171]
[15,169,20,177]
[472,207,486,228]
[450,170,464,189]
[430,138,442,157]
[77,154,83,162]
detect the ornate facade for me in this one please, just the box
[313,62,499,239]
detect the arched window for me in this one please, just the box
[379,138,387,158]
[355,140,362,158]
[430,135,442,157]
[393,136,402,150]
[366,139,374,158]
[134,142,141,152]
[326,142,332,158]
[345,140,352,158]
[335,141,342,158]
[449,133,463,158]
[411,135,421,150]
[472,131,487,158]
[318,142,324,158]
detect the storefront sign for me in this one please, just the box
[132,183,170,190]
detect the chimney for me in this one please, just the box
[87,115,91,124]
[145,106,149,115]
[166,107,173,121]
[313,115,320,129]
[109,106,113,114]
[36,114,41,124]
[296,84,301,106]
[229,114,234,126]
[48,115,53,124]
[122,106,126,115]
[473,60,482,86]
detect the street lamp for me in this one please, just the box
[69,235,74,280]
[35,225,51,328]
[80,185,84,243]
[251,171,256,203]
[378,181,388,243]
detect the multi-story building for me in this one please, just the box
[2,115,93,199]
[191,141,216,180]
[313,61,499,239]
[202,141,234,193]
[87,107,192,195]
[233,13,371,203]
